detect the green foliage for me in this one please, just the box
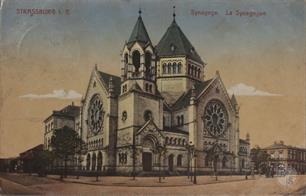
[51,126,83,160]
[33,150,54,176]
[250,146,270,173]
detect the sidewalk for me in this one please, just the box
[47,174,252,187]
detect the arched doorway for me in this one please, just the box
[142,137,154,172]
[91,153,96,171]
[86,154,91,170]
[97,152,103,171]
[168,154,174,172]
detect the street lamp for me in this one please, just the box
[154,144,167,183]
[186,142,197,184]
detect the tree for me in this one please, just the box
[33,150,55,177]
[51,126,83,179]
[250,146,270,174]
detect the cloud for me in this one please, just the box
[20,89,82,100]
[228,83,282,96]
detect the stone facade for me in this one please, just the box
[45,11,251,175]
[263,141,306,174]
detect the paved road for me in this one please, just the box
[1,174,306,195]
[0,177,42,195]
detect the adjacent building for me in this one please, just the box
[43,102,80,150]
[263,141,306,174]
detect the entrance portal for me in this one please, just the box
[142,152,152,171]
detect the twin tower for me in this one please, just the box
[120,10,206,105]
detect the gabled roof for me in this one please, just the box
[127,15,152,49]
[170,78,213,111]
[156,20,203,64]
[98,71,121,96]
[44,104,80,122]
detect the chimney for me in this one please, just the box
[71,101,74,106]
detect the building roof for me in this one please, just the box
[170,78,213,110]
[263,141,306,151]
[19,144,44,160]
[98,71,121,96]
[127,15,152,49]
[156,20,203,64]
[44,104,80,122]
[239,139,250,145]
[163,127,189,135]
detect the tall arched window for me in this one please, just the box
[198,68,201,78]
[86,154,91,170]
[132,50,140,72]
[167,63,171,74]
[191,66,194,76]
[177,155,183,167]
[181,115,184,125]
[177,116,180,126]
[92,153,96,171]
[124,53,128,65]
[173,62,177,74]
[178,62,182,73]
[163,63,167,74]
[145,52,151,67]
[145,52,152,78]
[188,64,191,75]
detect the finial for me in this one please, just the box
[138,7,142,16]
[173,6,176,20]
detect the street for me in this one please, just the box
[1,173,306,195]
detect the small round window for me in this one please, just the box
[122,111,127,121]
[144,110,153,121]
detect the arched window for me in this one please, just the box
[163,63,167,74]
[92,153,96,171]
[178,62,182,73]
[145,52,152,78]
[177,116,180,126]
[198,68,201,78]
[222,156,227,168]
[188,64,191,74]
[173,62,177,74]
[124,53,128,65]
[132,50,140,72]
[97,152,103,171]
[191,66,194,76]
[86,154,91,170]
[177,155,183,167]
[241,159,245,169]
[167,63,171,74]
[181,115,184,125]
[145,52,152,68]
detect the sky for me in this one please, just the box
[0,0,305,158]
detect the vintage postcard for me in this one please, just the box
[0,0,305,195]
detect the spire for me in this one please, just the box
[127,9,152,48]
[156,11,204,64]
[172,6,176,21]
